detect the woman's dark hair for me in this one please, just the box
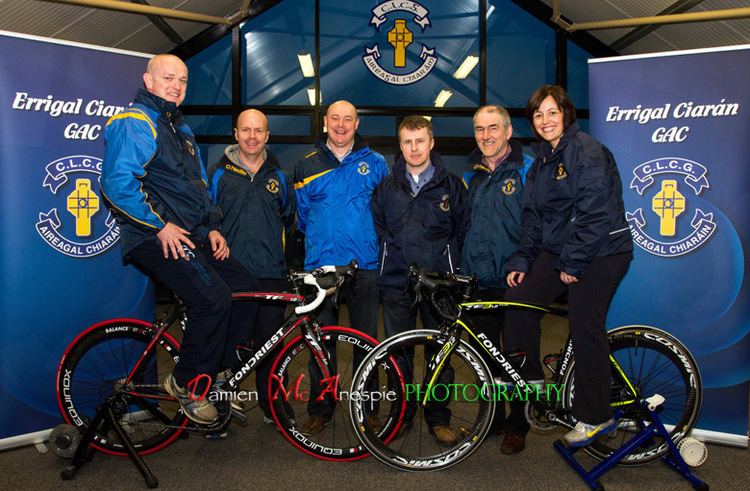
[526,85,577,138]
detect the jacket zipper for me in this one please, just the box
[379,242,388,275]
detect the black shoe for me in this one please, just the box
[500,432,526,455]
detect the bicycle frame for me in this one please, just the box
[123,290,338,405]
[417,300,639,418]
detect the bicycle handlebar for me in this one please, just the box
[292,260,358,315]
[407,265,475,322]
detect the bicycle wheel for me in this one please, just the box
[269,325,401,461]
[56,319,188,456]
[561,325,702,465]
[350,329,495,471]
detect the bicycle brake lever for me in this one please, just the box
[411,283,422,308]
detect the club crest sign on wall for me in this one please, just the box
[363,1,438,85]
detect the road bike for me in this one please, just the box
[349,266,702,471]
[55,261,402,485]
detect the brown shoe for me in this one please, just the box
[500,432,526,455]
[429,425,458,447]
[298,416,329,436]
[365,414,383,434]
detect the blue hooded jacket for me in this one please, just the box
[293,134,388,270]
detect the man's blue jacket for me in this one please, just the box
[293,134,388,270]
[102,89,219,257]
[461,140,534,289]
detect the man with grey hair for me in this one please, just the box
[461,104,534,454]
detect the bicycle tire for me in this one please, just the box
[561,325,702,465]
[350,329,495,471]
[268,326,401,461]
[56,319,188,456]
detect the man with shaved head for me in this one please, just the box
[102,54,259,425]
[293,100,388,435]
[208,108,295,426]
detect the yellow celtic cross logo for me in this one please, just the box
[652,179,685,237]
[388,19,412,68]
[66,178,99,237]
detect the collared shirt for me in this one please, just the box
[326,139,354,162]
[406,161,434,196]
[483,145,511,172]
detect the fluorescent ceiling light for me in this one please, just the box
[486,4,495,20]
[307,87,318,106]
[434,89,453,108]
[297,52,315,78]
[423,115,432,121]
[453,54,479,79]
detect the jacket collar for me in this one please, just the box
[222,145,281,176]
[531,123,580,160]
[315,132,369,162]
[393,150,448,189]
[468,138,525,174]
[135,89,181,123]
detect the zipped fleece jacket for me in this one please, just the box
[102,89,220,257]
[461,140,535,289]
[294,134,388,270]
[505,123,633,278]
[208,146,295,279]
[372,151,469,290]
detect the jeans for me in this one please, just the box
[307,268,379,419]
[381,287,453,427]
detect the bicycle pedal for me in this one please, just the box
[231,409,248,426]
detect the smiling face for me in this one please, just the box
[474,108,512,165]
[399,125,434,171]
[234,109,269,161]
[324,100,359,150]
[532,95,565,148]
[143,54,188,106]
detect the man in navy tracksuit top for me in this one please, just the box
[461,105,534,454]
[372,115,469,447]
[207,109,295,423]
[101,54,258,425]
[293,100,388,435]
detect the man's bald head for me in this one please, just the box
[143,54,188,106]
[324,100,359,150]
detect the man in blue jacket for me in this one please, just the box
[372,115,469,446]
[102,54,258,425]
[461,105,534,454]
[293,100,388,435]
[208,108,295,424]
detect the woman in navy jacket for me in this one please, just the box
[504,85,633,447]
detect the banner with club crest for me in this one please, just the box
[590,46,750,445]
[0,31,154,447]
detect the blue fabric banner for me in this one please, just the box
[590,46,750,442]
[0,32,154,443]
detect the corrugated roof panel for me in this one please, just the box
[0,0,91,38]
